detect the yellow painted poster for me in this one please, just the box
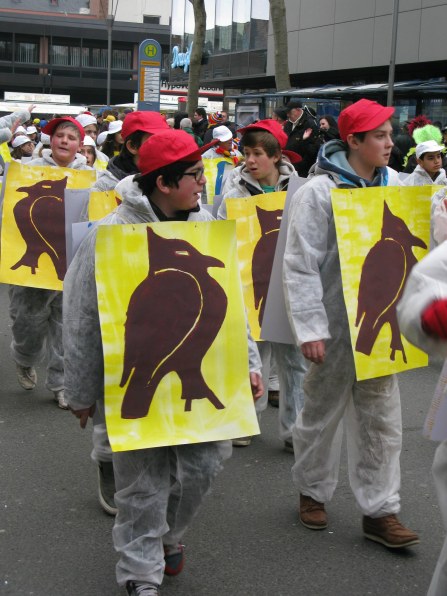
[226,192,287,341]
[332,185,433,380]
[88,190,121,221]
[95,219,259,452]
[0,161,96,290]
[0,142,11,164]
[203,157,236,204]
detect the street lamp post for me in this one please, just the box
[106,11,114,105]
[387,0,400,106]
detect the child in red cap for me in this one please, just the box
[63,128,263,596]
[283,98,419,548]
[218,119,306,452]
[9,116,92,410]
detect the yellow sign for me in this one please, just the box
[95,220,259,451]
[203,157,237,204]
[144,44,157,58]
[332,185,433,380]
[226,192,287,341]
[88,190,120,221]
[0,161,96,290]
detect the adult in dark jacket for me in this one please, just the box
[192,107,208,140]
[284,100,321,177]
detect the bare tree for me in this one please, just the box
[187,0,206,116]
[269,0,291,91]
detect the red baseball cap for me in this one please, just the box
[138,129,217,175]
[42,117,85,141]
[122,111,169,140]
[237,119,302,164]
[338,99,395,142]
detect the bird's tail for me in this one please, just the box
[355,317,380,356]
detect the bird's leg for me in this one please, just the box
[179,370,225,412]
[389,313,407,364]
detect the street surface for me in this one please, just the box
[0,283,444,596]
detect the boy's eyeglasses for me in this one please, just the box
[183,168,205,182]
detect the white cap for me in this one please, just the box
[15,126,27,135]
[107,120,123,135]
[40,132,51,145]
[12,135,32,148]
[97,131,108,146]
[26,126,37,135]
[416,140,445,159]
[180,117,192,129]
[82,135,97,150]
[212,125,232,142]
[76,114,97,128]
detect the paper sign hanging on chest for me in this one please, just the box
[95,219,259,452]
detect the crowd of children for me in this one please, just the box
[1,99,447,595]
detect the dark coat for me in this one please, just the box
[284,113,321,177]
[192,118,209,140]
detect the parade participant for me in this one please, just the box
[80,135,98,168]
[202,111,225,144]
[201,125,241,163]
[9,116,92,410]
[76,113,109,165]
[219,119,307,451]
[397,243,447,595]
[192,107,208,140]
[179,117,203,146]
[26,125,39,145]
[0,106,34,174]
[10,135,35,161]
[101,120,124,158]
[283,98,419,548]
[63,128,263,596]
[403,140,447,186]
[92,111,169,193]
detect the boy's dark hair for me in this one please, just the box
[135,160,196,198]
[352,131,367,142]
[195,107,207,119]
[242,130,282,158]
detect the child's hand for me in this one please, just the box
[249,372,264,401]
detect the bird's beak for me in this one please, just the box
[204,255,225,269]
[410,234,427,250]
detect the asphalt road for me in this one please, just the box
[0,282,444,596]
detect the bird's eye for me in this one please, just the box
[175,251,190,256]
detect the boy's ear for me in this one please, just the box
[155,174,171,195]
[126,139,138,155]
[346,133,361,151]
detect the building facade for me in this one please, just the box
[0,0,170,106]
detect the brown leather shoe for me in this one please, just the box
[363,514,419,548]
[299,494,327,530]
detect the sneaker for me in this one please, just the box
[126,581,159,595]
[284,439,294,453]
[299,494,327,530]
[232,436,252,447]
[363,514,420,548]
[268,390,280,407]
[53,389,69,410]
[98,461,117,516]
[164,543,185,576]
[16,364,37,390]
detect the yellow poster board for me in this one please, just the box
[203,157,236,204]
[0,142,11,164]
[88,190,120,221]
[0,161,96,290]
[226,192,287,341]
[331,185,433,380]
[95,219,259,452]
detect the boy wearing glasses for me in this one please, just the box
[63,129,263,596]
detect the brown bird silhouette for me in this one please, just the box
[355,201,427,362]
[11,177,68,280]
[120,227,228,419]
[251,206,283,327]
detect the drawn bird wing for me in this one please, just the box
[356,240,406,326]
[252,234,277,310]
[120,270,202,387]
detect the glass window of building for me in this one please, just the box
[0,34,12,61]
[204,0,215,54]
[51,40,81,67]
[250,0,269,50]
[215,0,232,53]
[232,0,250,52]
[184,0,195,50]
[112,48,132,70]
[171,0,186,51]
[15,38,38,63]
